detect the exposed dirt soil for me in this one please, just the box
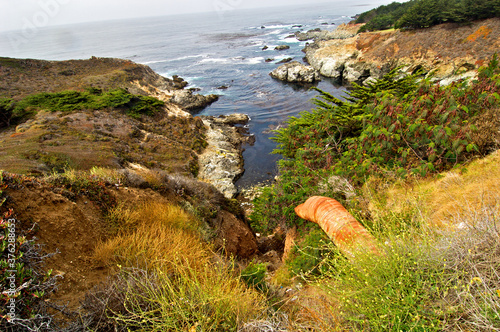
[4,182,110,313]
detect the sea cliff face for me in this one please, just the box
[304,18,500,85]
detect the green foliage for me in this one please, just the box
[240,261,268,292]
[357,1,415,32]
[7,88,165,126]
[39,152,72,174]
[249,166,327,233]
[395,0,462,29]
[251,55,500,232]
[356,0,500,32]
[0,99,14,129]
[286,227,336,278]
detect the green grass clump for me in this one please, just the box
[286,227,335,278]
[1,88,165,126]
[46,168,117,212]
[240,261,268,292]
[318,206,500,331]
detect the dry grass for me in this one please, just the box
[83,200,267,331]
[94,201,208,270]
[437,206,500,331]
[364,149,500,228]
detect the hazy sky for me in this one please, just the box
[0,0,378,32]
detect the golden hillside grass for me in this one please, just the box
[94,201,208,270]
[364,150,500,228]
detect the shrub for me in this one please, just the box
[0,99,14,128]
[47,169,117,212]
[240,261,268,292]
[8,88,165,126]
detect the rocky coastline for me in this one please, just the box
[270,18,499,86]
[301,19,499,86]
[197,114,253,199]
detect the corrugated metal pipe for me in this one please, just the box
[295,196,381,260]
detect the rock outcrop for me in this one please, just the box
[270,61,321,84]
[303,19,500,86]
[170,89,219,112]
[295,25,356,41]
[275,45,290,51]
[197,114,252,199]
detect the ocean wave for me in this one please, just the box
[199,58,230,64]
[197,56,264,65]
[260,24,299,30]
[278,34,299,43]
[141,54,210,65]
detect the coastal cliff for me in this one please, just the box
[0,57,245,197]
[304,18,500,85]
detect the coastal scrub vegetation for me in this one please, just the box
[0,87,165,128]
[251,54,500,232]
[356,0,500,32]
[245,55,500,330]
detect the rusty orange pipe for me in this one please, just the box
[295,196,380,259]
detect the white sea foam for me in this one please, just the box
[278,34,299,43]
[141,54,210,65]
[199,58,230,64]
[199,56,264,65]
[245,57,264,65]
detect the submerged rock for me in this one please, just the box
[269,61,321,83]
[274,45,290,51]
[277,57,293,64]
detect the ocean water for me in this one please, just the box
[0,1,386,188]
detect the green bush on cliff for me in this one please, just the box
[356,1,415,32]
[357,0,500,32]
[2,88,165,126]
[0,99,14,129]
